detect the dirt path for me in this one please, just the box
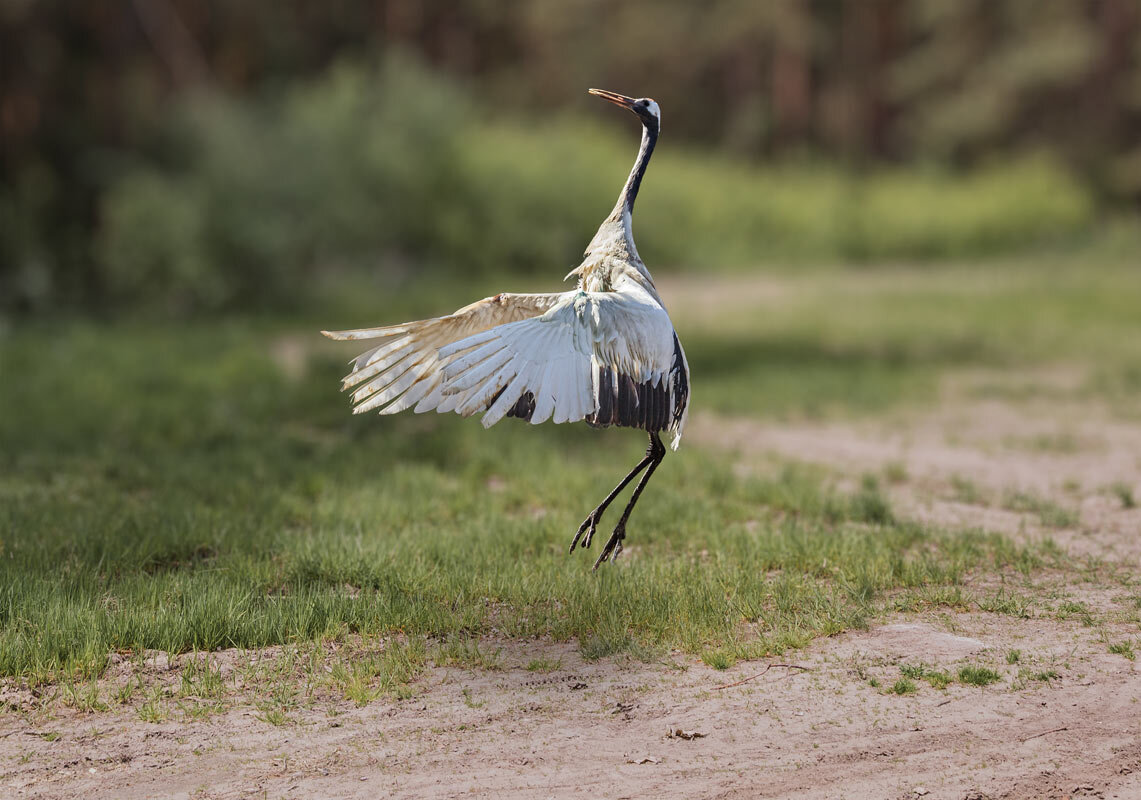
[2,616,1139,800]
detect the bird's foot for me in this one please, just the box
[591,524,626,571]
[569,509,603,553]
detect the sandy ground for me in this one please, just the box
[3,388,1140,799]
[2,618,1138,800]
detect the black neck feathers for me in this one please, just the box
[620,119,658,216]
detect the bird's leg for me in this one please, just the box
[569,437,658,554]
[594,433,666,570]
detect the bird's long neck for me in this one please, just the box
[616,121,657,218]
[573,116,661,295]
[586,120,658,265]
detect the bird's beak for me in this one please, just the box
[588,88,637,111]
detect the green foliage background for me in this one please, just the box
[3,1,1140,315]
[91,57,1095,314]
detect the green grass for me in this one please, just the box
[433,636,502,671]
[1055,600,1096,626]
[977,590,1034,619]
[701,649,735,670]
[324,638,426,705]
[62,681,110,714]
[889,677,918,695]
[1110,483,1136,509]
[900,663,953,690]
[137,686,168,723]
[1108,641,1136,661]
[525,657,561,673]
[1001,490,1080,529]
[958,665,1003,687]
[2,258,1138,687]
[950,476,987,506]
[667,261,1141,420]
[0,314,1053,684]
[179,656,225,699]
[882,462,909,485]
[922,669,953,690]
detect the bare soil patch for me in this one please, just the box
[2,615,1138,800]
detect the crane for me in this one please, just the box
[322,88,689,570]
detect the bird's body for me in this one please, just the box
[323,89,688,568]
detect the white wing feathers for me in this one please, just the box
[438,302,594,428]
[321,292,562,416]
[324,287,683,444]
[438,290,676,429]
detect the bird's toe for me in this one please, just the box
[569,512,600,554]
[592,524,627,570]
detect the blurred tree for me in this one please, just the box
[1,0,1137,314]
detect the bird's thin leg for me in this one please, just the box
[569,439,658,554]
[594,433,666,570]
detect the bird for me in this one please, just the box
[322,88,689,570]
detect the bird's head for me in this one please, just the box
[589,88,660,131]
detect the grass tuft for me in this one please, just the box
[1110,482,1136,509]
[882,462,909,484]
[1002,490,1079,529]
[137,686,168,723]
[889,677,918,695]
[432,636,502,671]
[950,476,987,506]
[922,669,953,690]
[899,663,952,690]
[1108,641,1136,661]
[701,649,735,671]
[958,665,1002,687]
[62,682,109,714]
[524,658,562,673]
[1056,600,1095,626]
[978,591,1033,619]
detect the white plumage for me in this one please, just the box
[323,88,689,568]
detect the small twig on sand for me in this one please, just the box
[713,663,810,690]
[1020,726,1068,742]
[0,730,37,739]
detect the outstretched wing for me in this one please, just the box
[432,290,682,440]
[322,292,563,415]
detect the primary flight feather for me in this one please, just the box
[323,88,689,569]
